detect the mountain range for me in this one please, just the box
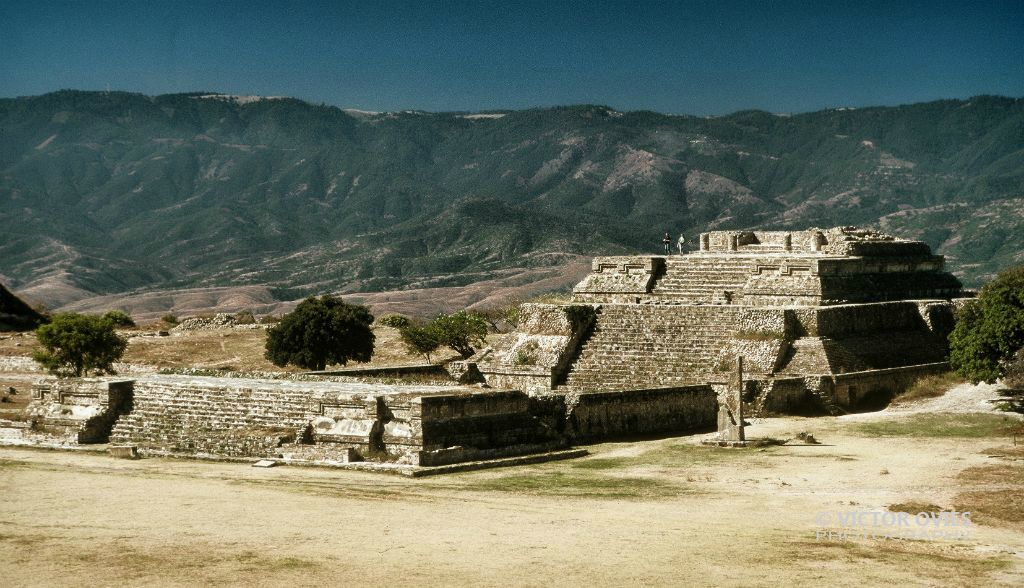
[1,90,1022,318]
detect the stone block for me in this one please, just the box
[109,445,139,459]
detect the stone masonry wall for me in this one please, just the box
[413,391,567,466]
[105,375,567,465]
[790,301,952,337]
[828,363,950,408]
[561,386,717,442]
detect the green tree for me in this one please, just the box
[950,266,1024,383]
[475,299,522,333]
[264,296,375,371]
[399,324,441,361]
[32,313,128,377]
[427,311,489,358]
[102,310,136,328]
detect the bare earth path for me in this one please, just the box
[3,384,1023,586]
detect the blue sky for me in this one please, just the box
[2,0,1022,115]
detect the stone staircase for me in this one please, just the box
[808,386,846,416]
[650,256,754,303]
[561,304,743,392]
[109,381,313,457]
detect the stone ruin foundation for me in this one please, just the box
[0,227,973,470]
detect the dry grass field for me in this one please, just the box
[0,324,463,372]
[1,380,1023,586]
[2,327,1023,586]
[121,326,470,372]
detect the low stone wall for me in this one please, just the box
[561,385,717,442]
[0,356,41,373]
[751,362,950,415]
[0,356,155,375]
[828,362,950,408]
[0,359,955,468]
[171,313,270,332]
[3,373,728,465]
[312,364,447,378]
[414,391,568,466]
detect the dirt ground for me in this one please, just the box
[2,383,1023,586]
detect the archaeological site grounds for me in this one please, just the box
[2,227,1023,586]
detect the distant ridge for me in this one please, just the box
[0,90,1022,311]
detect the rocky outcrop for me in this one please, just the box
[0,283,44,332]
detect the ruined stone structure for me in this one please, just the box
[23,378,134,443]
[11,376,569,467]
[0,227,970,468]
[476,227,966,418]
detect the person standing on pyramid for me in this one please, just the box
[677,234,686,255]
[662,232,671,255]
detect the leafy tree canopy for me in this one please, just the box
[950,266,1024,383]
[399,324,441,362]
[430,311,489,358]
[397,311,488,361]
[32,313,128,377]
[264,295,375,371]
[102,310,135,328]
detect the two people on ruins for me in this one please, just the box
[663,232,686,255]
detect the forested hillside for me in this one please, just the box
[1,91,1021,308]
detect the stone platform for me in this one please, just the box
[476,227,970,416]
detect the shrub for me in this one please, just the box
[399,324,441,361]
[264,295,375,371]
[161,313,179,326]
[378,314,412,329]
[950,266,1024,383]
[32,313,128,377]
[394,310,489,361]
[102,310,136,328]
[427,311,489,358]
[512,341,539,366]
[475,301,522,333]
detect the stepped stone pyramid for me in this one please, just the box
[476,227,967,414]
